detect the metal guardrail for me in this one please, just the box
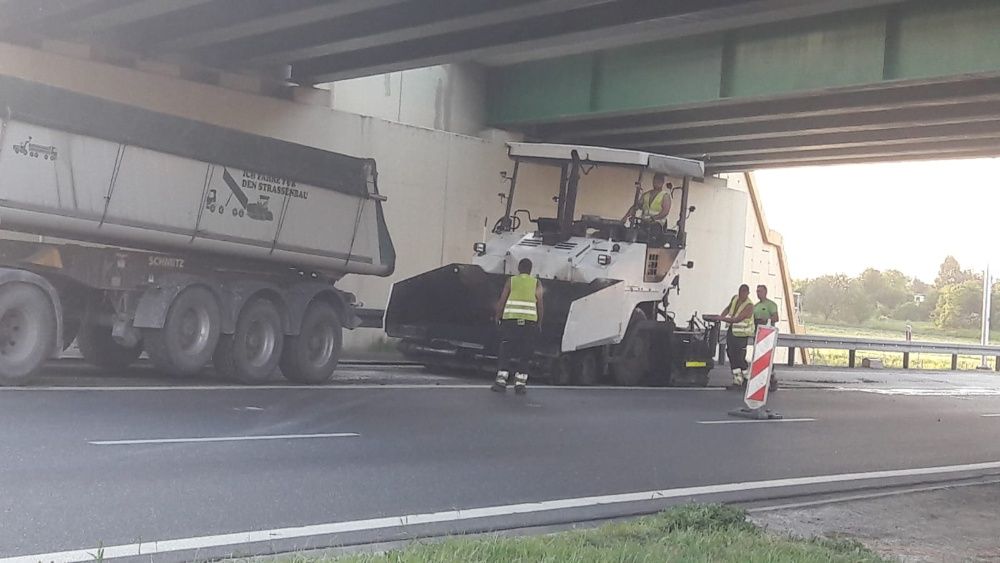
[777,333,1000,370]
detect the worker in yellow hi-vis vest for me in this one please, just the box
[719,283,754,389]
[622,172,672,226]
[492,258,544,395]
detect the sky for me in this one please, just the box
[753,158,1000,283]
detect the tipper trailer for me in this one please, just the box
[0,75,394,385]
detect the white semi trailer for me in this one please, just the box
[0,75,395,385]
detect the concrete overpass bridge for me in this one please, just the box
[2,0,998,171]
[0,0,902,83]
[488,0,1000,171]
[0,0,996,357]
[3,12,1000,559]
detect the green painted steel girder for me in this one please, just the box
[487,0,1000,126]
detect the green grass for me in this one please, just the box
[279,505,886,563]
[799,316,998,370]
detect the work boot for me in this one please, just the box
[514,373,528,395]
[492,371,509,393]
[728,369,744,390]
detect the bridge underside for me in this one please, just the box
[2,1,999,171]
[488,0,1000,171]
[513,74,1000,172]
[0,1,901,84]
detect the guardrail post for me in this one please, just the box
[848,349,856,368]
[903,352,910,369]
[995,356,1000,372]
[787,347,795,367]
[951,354,958,370]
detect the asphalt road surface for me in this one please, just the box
[3,362,1000,562]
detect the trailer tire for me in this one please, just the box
[573,350,601,386]
[612,309,649,386]
[77,322,141,370]
[143,286,221,378]
[214,298,284,384]
[0,283,56,385]
[280,301,342,384]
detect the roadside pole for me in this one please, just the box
[980,265,992,370]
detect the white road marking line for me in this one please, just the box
[697,418,816,425]
[981,414,1000,417]
[836,387,1000,397]
[3,384,484,391]
[88,433,359,446]
[0,384,723,392]
[7,460,1000,563]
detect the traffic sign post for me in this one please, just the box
[729,325,783,420]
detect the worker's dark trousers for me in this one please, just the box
[726,329,749,372]
[498,319,537,378]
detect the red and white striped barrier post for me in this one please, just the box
[729,325,783,420]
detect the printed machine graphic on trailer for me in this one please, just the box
[12,137,58,160]
[204,169,275,222]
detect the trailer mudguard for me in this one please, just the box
[132,274,228,331]
[284,283,359,334]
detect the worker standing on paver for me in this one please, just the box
[720,284,754,389]
[493,258,544,395]
[754,284,780,392]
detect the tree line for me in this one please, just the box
[795,256,997,329]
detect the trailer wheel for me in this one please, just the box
[280,301,342,384]
[0,283,56,385]
[143,286,221,378]
[573,350,601,386]
[214,298,284,384]
[612,309,649,386]
[77,321,141,370]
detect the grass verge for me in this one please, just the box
[282,504,885,563]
